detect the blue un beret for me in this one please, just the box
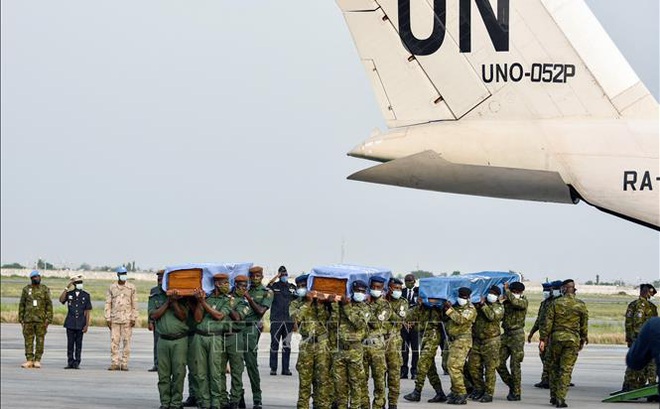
[29,270,40,278]
[369,276,386,284]
[116,266,128,274]
[551,280,563,289]
[542,282,552,289]
[352,280,368,291]
[295,274,309,284]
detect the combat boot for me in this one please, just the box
[478,393,493,403]
[182,396,197,407]
[32,361,41,368]
[403,389,421,402]
[108,364,120,371]
[21,361,33,368]
[534,381,549,388]
[549,397,557,405]
[447,394,467,405]
[506,390,520,401]
[469,390,483,401]
[120,364,129,371]
[555,399,568,407]
[428,389,447,402]
[253,404,262,409]
[237,395,246,409]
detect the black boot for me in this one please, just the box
[428,389,447,402]
[534,381,549,388]
[506,389,520,401]
[182,397,197,407]
[237,394,246,409]
[550,397,557,405]
[403,389,421,402]
[469,390,484,401]
[556,399,568,408]
[447,394,467,405]
[479,393,493,403]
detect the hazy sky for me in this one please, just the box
[1,0,658,283]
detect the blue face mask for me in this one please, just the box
[353,292,366,303]
[118,274,128,282]
[296,288,307,297]
[280,276,288,283]
[391,290,402,299]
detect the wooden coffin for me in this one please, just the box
[166,268,203,296]
[311,276,347,297]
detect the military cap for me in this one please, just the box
[561,279,574,286]
[542,282,552,290]
[457,287,472,297]
[234,275,248,282]
[278,265,287,273]
[369,276,386,284]
[510,282,525,292]
[248,266,263,275]
[489,285,502,296]
[389,277,403,286]
[29,270,40,278]
[551,280,563,289]
[295,274,309,284]
[69,273,84,282]
[352,280,368,291]
[116,266,128,274]
[648,285,657,295]
[213,273,229,280]
[156,269,165,276]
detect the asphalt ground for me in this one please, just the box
[0,323,644,408]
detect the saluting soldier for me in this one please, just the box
[540,279,588,408]
[150,287,190,409]
[443,287,477,405]
[496,281,528,401]
[332,280,370,409]
[621,284,657,391]
[467,285,504,403]
[238,267,273,409]
[527,281,554,389]
[59,274,92,369]
[383,278,408,409]
[361,276,390,409]
[289,275,332,409]
[19,270,53,369]
[105,266,138,371]
[403,297,447,404]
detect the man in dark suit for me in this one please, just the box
[401,274,420,379]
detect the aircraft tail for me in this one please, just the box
[336,0,657,128]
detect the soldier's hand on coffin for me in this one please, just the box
[169,289,181,300]
[443,300,452,310]
[193,288,205,300]
[504,282,509,290]
[316,292,327,302]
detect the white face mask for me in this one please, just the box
[486,294,498,303]
[118,275,128,282]
[552,289,562,297]
[512,293,521,299]
[543,291,551,299]
[353,292,366,302]
[296,288,307,297]
[457,298,468,306]
[75,283,84,290]
[370,289,382,298]
[391,290,402,300]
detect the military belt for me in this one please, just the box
[160,332,188,341]
[195,329,225,337]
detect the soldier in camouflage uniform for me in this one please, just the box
[403,297,447,403]
[289,275,332,409]
[360,276,390,409]
[331,280,370,409]
[384,278,408,409]
[467,285,504,403]
[496,281,528,401]
[527,282,553,388]
[621,284,658,391]
[238,267,273,409]
[540,279,588,408]
[443,287,477,405]
[18,270,53,368]
[149,287,190,409]
[105,266,138,371]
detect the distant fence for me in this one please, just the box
[0,268,155,281]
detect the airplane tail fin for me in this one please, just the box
[336,0,657,128]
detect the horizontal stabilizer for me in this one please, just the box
[347,150,574,203]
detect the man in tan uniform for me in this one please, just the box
[105,266,138,371]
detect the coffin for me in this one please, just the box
[308,264,392,297]
[418,271,521,306]
[311,276,348,297]
[163,262,253,295]
[166,268,203,296]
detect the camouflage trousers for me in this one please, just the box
[414,330,443,393]
[539,343,550,383]
[622,361,657,390]
[467,336,501,395]
[296,337,332,409]
[447,336,473,395]
[547,339,580,401]
[497,329,525,396]
[110,323,133,366]
[333,342,365,409]
[385,336,403,406]
[22,322,47,361]
[361,339,387,409]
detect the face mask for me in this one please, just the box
[543,291,551,299]
[296,288,307,297]
[280,276,288,283]
[552,289,562,297]
[512,293,521,299]
[215,283,230,294]
[353,292,366,302]
[75,283,83,290]
[370,289,382,298]
[235,288,246,297]
[457,298,468,306]
[486,294,498,303]
[391,290,402,300]
[31,278,41,285]
[118,275,128,282]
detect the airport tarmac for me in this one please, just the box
[0,323,645,408]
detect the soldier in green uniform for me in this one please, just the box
[182,296,200,408]
[224,275,253,409]
[148,270,165,372]
[332,280,370,409]
[238,266,273,409]
[443,287,477,405]
[384,278,408,409]
[621,284,658,391]
[149,287,190,409]
[360,276,390,409]
[403,297,447,403]
[540,279,588,408]
[496,281,528,401]
[289,274,332,409]
[18,270,53,369]
[527,282,554,389]
[467,285,504,403]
